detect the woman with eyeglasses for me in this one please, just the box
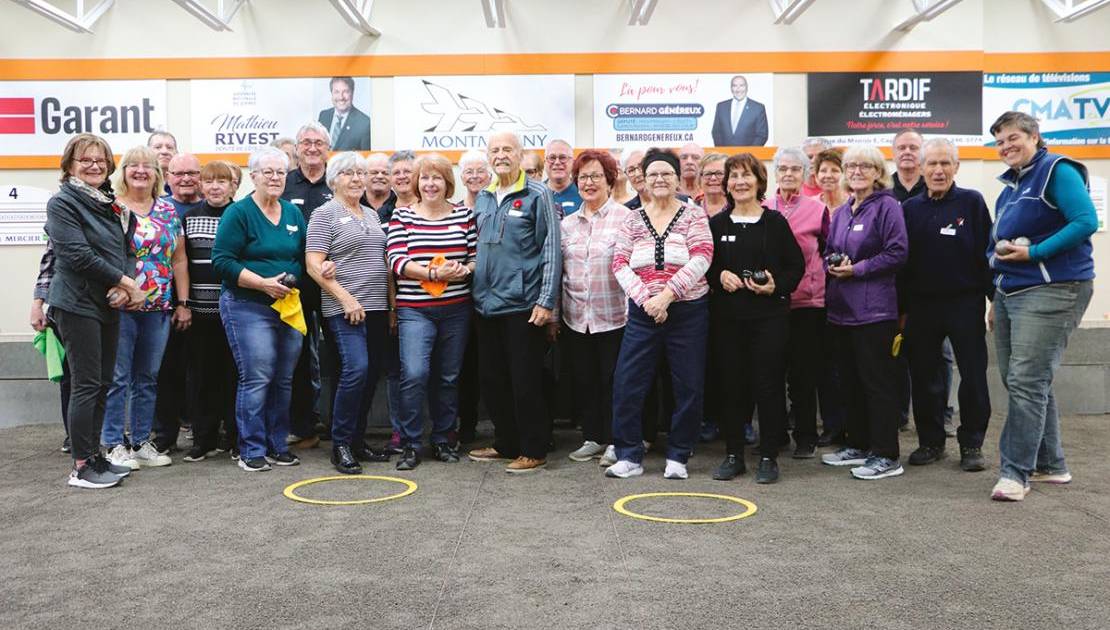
[606,148,714,480]
[303,151,394,474]
[820,145,908,481]
[212,147,307,473]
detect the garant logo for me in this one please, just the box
[0,98,35,134]
[416,79,548,149]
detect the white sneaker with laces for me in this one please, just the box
[133,441,172,467]
[1029,470,1072,484]
[599,445,617,467]
[663,459,688,480]
[568,440,606,462]
[605,460,644,479]
[106,444,140,470]
[990,477,1030,502]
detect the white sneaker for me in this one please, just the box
[663,459,688,480]
[598,445,617,467]
[133,441,172,468]
[568,440,606,462]
[605,460,644,479]
[990,477,1030,502]
[105,444,140,470]
[1029,470,1072,484]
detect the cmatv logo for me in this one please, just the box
[0,95,157,135]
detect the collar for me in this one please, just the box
[997,147,1048,189]
[486,169,526,194]
[925,183,959,202]
[292,167,327,187]
[574,197,616,221]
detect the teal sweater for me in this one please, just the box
[212,195,306,304]
[1028,162,1098,262]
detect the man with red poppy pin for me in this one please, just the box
[468,131,562,474]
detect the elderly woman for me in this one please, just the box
[820,145,908,480]
[212,147,306,473]
[707,153,804,483]
[47,134,146,488]
[386,155,477,470]
[606,148,714,480]
[459,149,492,209]
[100,146,190,470]
[694,153,728,217]
[558,150,632,463]
[304,151,393,474]
[769,147,831,458]
[987,111,1097,502]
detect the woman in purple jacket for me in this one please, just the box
[820,145,908,480]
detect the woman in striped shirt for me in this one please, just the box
[606,148,714,481]
[386,154,477,470]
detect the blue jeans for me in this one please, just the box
[397,302,472,446]
[327,312,388,447]
[220,293,304,460]
[995,281,1093,484]
[101,310,172,447]
[611,297,708,464]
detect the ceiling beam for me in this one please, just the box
[768,0,816,24]
[8,0,115,33]
[170,0,247,32]
[329,0,380,36]
[481,0,505,27]
[628,0,658,25]
[1040,0,1110,21]
[893,0,964,32]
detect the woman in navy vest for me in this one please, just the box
[987,111,1097,502]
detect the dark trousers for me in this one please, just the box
[48,320,72,437]
[52,308,119,462]
[290,309,321,439]
[564,325,623,445]
[717,313,790,459]
[819,335,847,435]
[788,307,825,447]
[476,311,550,459]
[830,320,901,460]
[188,316,238,451]
[457,317,481,439]
[641,356,675,443]
[612,298,708,464]
[154,327,188,449]
[905,294,991,449]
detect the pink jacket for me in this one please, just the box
[769,190,828,309]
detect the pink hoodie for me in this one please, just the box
[769,190,828,309]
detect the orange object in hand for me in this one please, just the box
[420,254,449,297]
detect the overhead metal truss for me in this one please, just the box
[170,0,246,32]
[8,0,114,33]
[330,0,380,36]
[768,0,816,24]
[481,0,505,27]
[893,0,964,32]
[1039,0,1110,21]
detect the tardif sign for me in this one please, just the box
[983,73,1110,146]
[0,81,167,156]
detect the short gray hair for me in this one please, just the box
[622,149,644,171]
[458,149,489,171]
[545,138,573,153]
[326,151,369,190]
[248,146,290,172]
[773,146,810,180]
[389,150,416,167]
[295,121,332,147]
[802,137,829,152]
[922,137,959,163]
[270,136,295,149]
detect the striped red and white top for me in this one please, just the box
[611,201,713,306]
[386,205,478,308]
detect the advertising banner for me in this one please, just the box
[983,72,1110,146]
[0,184,50,245]
[190,77,373,154]
[0,80,167,156]
[593,73,774,148]
[807,72,982,145]
[392,75,574,151]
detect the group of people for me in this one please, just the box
[38,110,1097,503]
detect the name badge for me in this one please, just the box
[940,226,956,236]
[290,198,305,206]
[507,209,524,217]
[852,224,864,232]
[286,225,299,232]
[339,216,353,224]
[728,235,736,242]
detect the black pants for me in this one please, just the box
[188,316,239,451]
[290,309,321,439]
[717,314,789,459]
[905,294,991,449]
[457,317,481,439]
[830,321,901,460]
[564,326,623,444]
[641,355,674,443]
[154,327,188,449]
[788,307,825,448]
[48,319,72,437]
[52,307,119,462]
[477,311,550,459]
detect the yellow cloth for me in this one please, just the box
[271,288,307,335]
[892,333,903,358]
[420,254,449,297]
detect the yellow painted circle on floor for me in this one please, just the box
[612,492,758,524]
[283,475,418,506]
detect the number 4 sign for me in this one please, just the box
[0,185,52,245]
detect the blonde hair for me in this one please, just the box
[115,145,164,200]
[841,145,891,190]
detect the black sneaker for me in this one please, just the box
[353,442,391,463]
[266,452,300,466]
[61,436,71,453]
[792,443,816,459]
[94,454,132,478]
[712,454,745,481]
[755,457,780,484]
[959,446,986,472]
[396,446,420,471]
[68,457,122,489]
[184,446,217,462]
[229,448,240,461]
[908,445,946,466]
[238,457,271,472]
[431,442,460,463]
[817,429,845,447]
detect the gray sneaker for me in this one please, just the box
[851,456,905,480]
[68,457,123,489]
[821,447,869,467]
[568,441,606,462]
[598,445,617,467]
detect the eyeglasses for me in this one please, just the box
[776,165,804,174]
[701,170,725,180]
[76,158,108,168]
[577,173,605,183]
[546,155,571,163]
[625,165,642,176]
[843,163,877,173]
[338,169,368,178]
[169,170,200,178]
[255,169,287,180]
[366,169,389,177]
[645,171,676,180]
[524,168,540,176]
[298,139,327,148]
[125,163,156,170]
[462,169,487,177]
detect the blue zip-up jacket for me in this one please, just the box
[473,171,561,317]
[989,148,1096,294]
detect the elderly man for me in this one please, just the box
[899,138,992,472]
[362,153,396,223]
[801,137,830,197]
[318,76,371,151]
[521,151,544,182]
[710,75,769,146]
[468,131,561,473]
[892,128,926,202]
[162,153,203,218]
[544,139,580,217]
[677,142,703,197]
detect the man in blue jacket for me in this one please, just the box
[467,131,561,474]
